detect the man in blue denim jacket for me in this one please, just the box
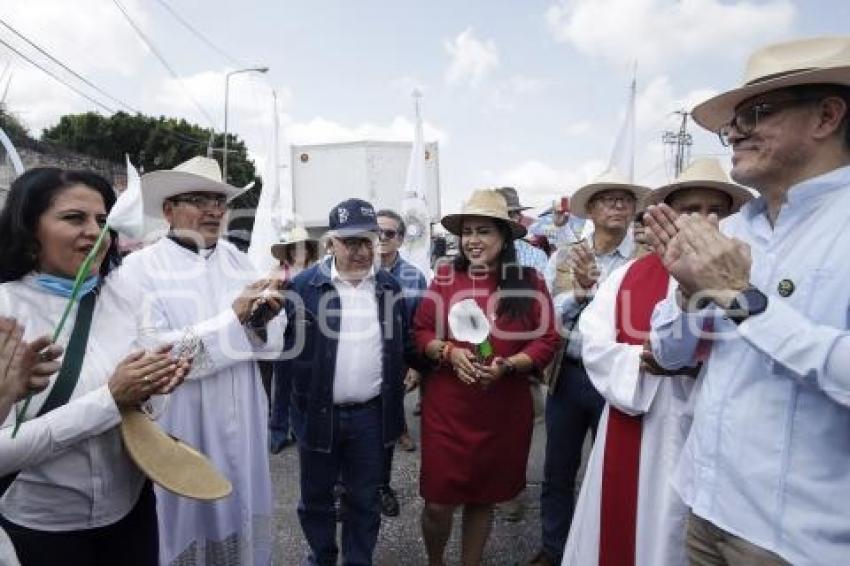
[278,198,424,565]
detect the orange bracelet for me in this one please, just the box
[441,342,455,364]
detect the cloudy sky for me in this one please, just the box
[1,0,847,214]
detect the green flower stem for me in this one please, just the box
[12,224,110,437]
[478,339,494,361]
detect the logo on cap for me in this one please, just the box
[338,207,350,224]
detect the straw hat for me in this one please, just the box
[120,408,232,501]
[569,170,650,217]
[270,225,317,261]
[141,156,243,220]
[441,189,527,239]
[693,36,850,132]
[643,158,754,213]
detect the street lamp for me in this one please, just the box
[223,66,269,181]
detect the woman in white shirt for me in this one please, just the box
[0,168,185,566]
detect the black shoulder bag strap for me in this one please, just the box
[0,291,98,496]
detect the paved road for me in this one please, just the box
[270,388,588,565]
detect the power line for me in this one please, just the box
[0,35,114,113]
[111,0,217,127]
[153,0,243,66]
[0,17,143,114]
[0,22,210,149]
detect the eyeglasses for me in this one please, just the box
[717,97,820,146]
[337,237,374,251]
[592,194,636,208]
[169,194,228,209]
[378,229,399,241]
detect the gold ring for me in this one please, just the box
[143,375,151,383]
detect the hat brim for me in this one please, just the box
[441,214,527,239]
[270,238,318,261]
[570,183,651,217]
[643,180,754,213]
[120,408,232,501]
[141,170,243,217]
[328,225,380,238]
[506,205,533,213]
[692,66,850,132]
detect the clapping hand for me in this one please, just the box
[643,205,751,307]
[0,318,63,418]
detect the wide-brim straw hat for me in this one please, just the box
[569,170,650,217]
[120,408,232,501]
[270,225,318,261]
[141,156,243,220]
[441,189,527,239]
[643,158,754,213]
[692,36,850,132]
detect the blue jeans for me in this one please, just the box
[297,398,384,566]
[540,358,604,563]
[270,365,293,452]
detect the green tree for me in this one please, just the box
[0,105,28,141]
[41,111,258,187]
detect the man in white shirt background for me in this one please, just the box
[646,37,850,565]
[282,198,422,565]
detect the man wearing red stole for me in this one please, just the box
[561,159,752,565]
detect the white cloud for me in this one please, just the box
[0,0,150,132]
[545,0,795,70]
[284,116,448,147]
[485,158,607,208]
[444,27,500,86]
[564,120,592,136]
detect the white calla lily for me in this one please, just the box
[448,299,491,345]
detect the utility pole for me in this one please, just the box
[662,110,692,177]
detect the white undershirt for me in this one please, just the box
[330,261,383,404]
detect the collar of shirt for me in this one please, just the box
[591,229,634,259]
[743,164,850,222]
[166,233,217,257]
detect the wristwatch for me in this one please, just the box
[726,285,768,325]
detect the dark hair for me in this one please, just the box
[0,167,121,283]
[782,84,850,149]
[376,209,406,238]
[283,240,319,266]
[453,218,536,320]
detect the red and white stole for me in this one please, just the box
[599,253,670,566]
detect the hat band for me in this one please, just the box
[745,67,817,86]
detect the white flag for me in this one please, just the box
[400,90,432,278]
[107,155,145,239]
[248,90,287,271]
[607,67,637,182]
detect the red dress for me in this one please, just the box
[413,264,560,504]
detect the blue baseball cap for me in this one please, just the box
[328,198,380,237]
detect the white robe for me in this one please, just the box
[117,238,286,566]
[562,260,700,566]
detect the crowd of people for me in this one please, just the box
[0,35,848,566]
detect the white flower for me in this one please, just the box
[448,299,491,345]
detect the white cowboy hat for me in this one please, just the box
[569,169,650,217]
[441,189,527,239]
[121,408,232,501]
[692,36,850,132]
[270,225,318,261]
[141,156,243,220]
[643,158,754,213]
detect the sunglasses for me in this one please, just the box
[378,229,400,240]
[169,193,228,209]
[717,96,821,146]
[337,237,374,251]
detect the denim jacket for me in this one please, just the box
[276,259,423,453]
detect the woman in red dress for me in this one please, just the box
[414,189,560,565]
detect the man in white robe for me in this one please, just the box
[117,157,286,566]
[562,159,751,565]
